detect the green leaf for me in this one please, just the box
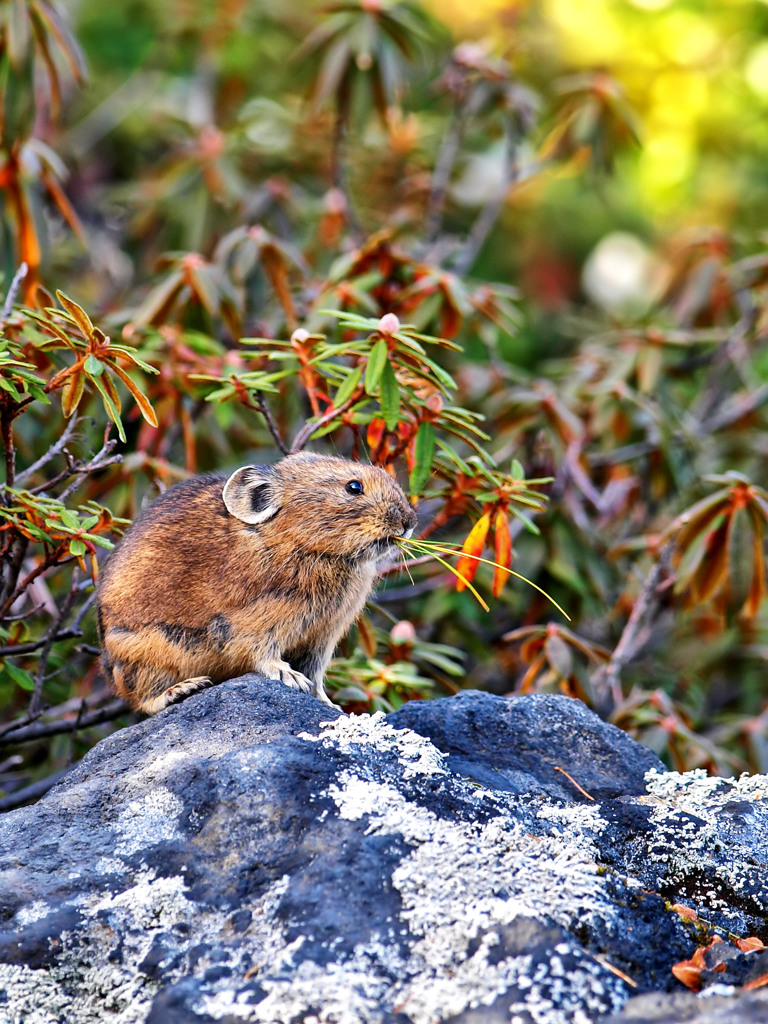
[60,509,80,530]
[510,459,525,481]
[69,538,86,556]
[410,421,435,494]
[82,532,115,549]
[365,338,389,395]
[334,363,363,407]
[379,360,400,431]
[5,661,35,691]
[84,354,104,376]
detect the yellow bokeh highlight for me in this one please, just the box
[745,40,768,100]
[420,0,761,224]
[542,0,624,65]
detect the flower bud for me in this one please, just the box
[378,313,400,335]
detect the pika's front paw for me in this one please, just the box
[260,660,337,706]
[262,660,314,696]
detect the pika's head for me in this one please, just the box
[222,453,418,560]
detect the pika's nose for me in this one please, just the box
[401,505,418,537]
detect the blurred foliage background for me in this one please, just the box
[2,0,768,806]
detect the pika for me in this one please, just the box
[97,452,418,714]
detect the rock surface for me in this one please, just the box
[0,679,767,1024]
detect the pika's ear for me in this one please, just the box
[222,466,279,525]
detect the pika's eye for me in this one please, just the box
[345,480,364,496]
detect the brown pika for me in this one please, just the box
[97,452,418,715]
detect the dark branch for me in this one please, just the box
[0,699,128,747]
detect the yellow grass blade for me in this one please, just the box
[397,540,490,612]
[397,538,571,620]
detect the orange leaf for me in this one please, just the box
[368,418,386,454]
[57,291,95,337]
[519,633,545,663]
[671,963,702,991]
[690,516,732,604]
[455,512,491,591]
[108,362,158,427]
[745,972,768,990]
[743,505,766,618]
[492,510,512,598]
[736,937,765,953]
[669,904,698,922]
[61,368,86,417]
[520,651,546,692]
[357,614,377,659]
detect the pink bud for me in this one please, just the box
[291,328,310,345]
[390,620,416,645]
[323,187,347,214]
[378,313,400,335]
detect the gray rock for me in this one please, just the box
[0,679,766,1024]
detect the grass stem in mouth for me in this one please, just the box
[396,538,490,611]
[395,537,570,620]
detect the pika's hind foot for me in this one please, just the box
[139,676,214,715]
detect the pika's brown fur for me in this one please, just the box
[97,453,417,714]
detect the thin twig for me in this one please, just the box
[452,127,520,278]
[378,553,435,576]
[57,438,120,504]
[0,548,65,622]
[0,628,82,658]
[15,415,80,487]
[254,393,289,454]
[1,262,28,320]
[591,544,673,714]
[290,396,355,453]
[0,708,45,739]
[30,572,81,715]
[423,104,466,248]
[0,536,29,609]
[1,398,15,488]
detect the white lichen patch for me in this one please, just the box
[206,765,622,1024]
[13,899,52,927]
[645,768,768,810]
[300,711,448,778]
[641,768,768,913]
[90,870,189,929]
[112,786,184,857]
[0,961,154,1024]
